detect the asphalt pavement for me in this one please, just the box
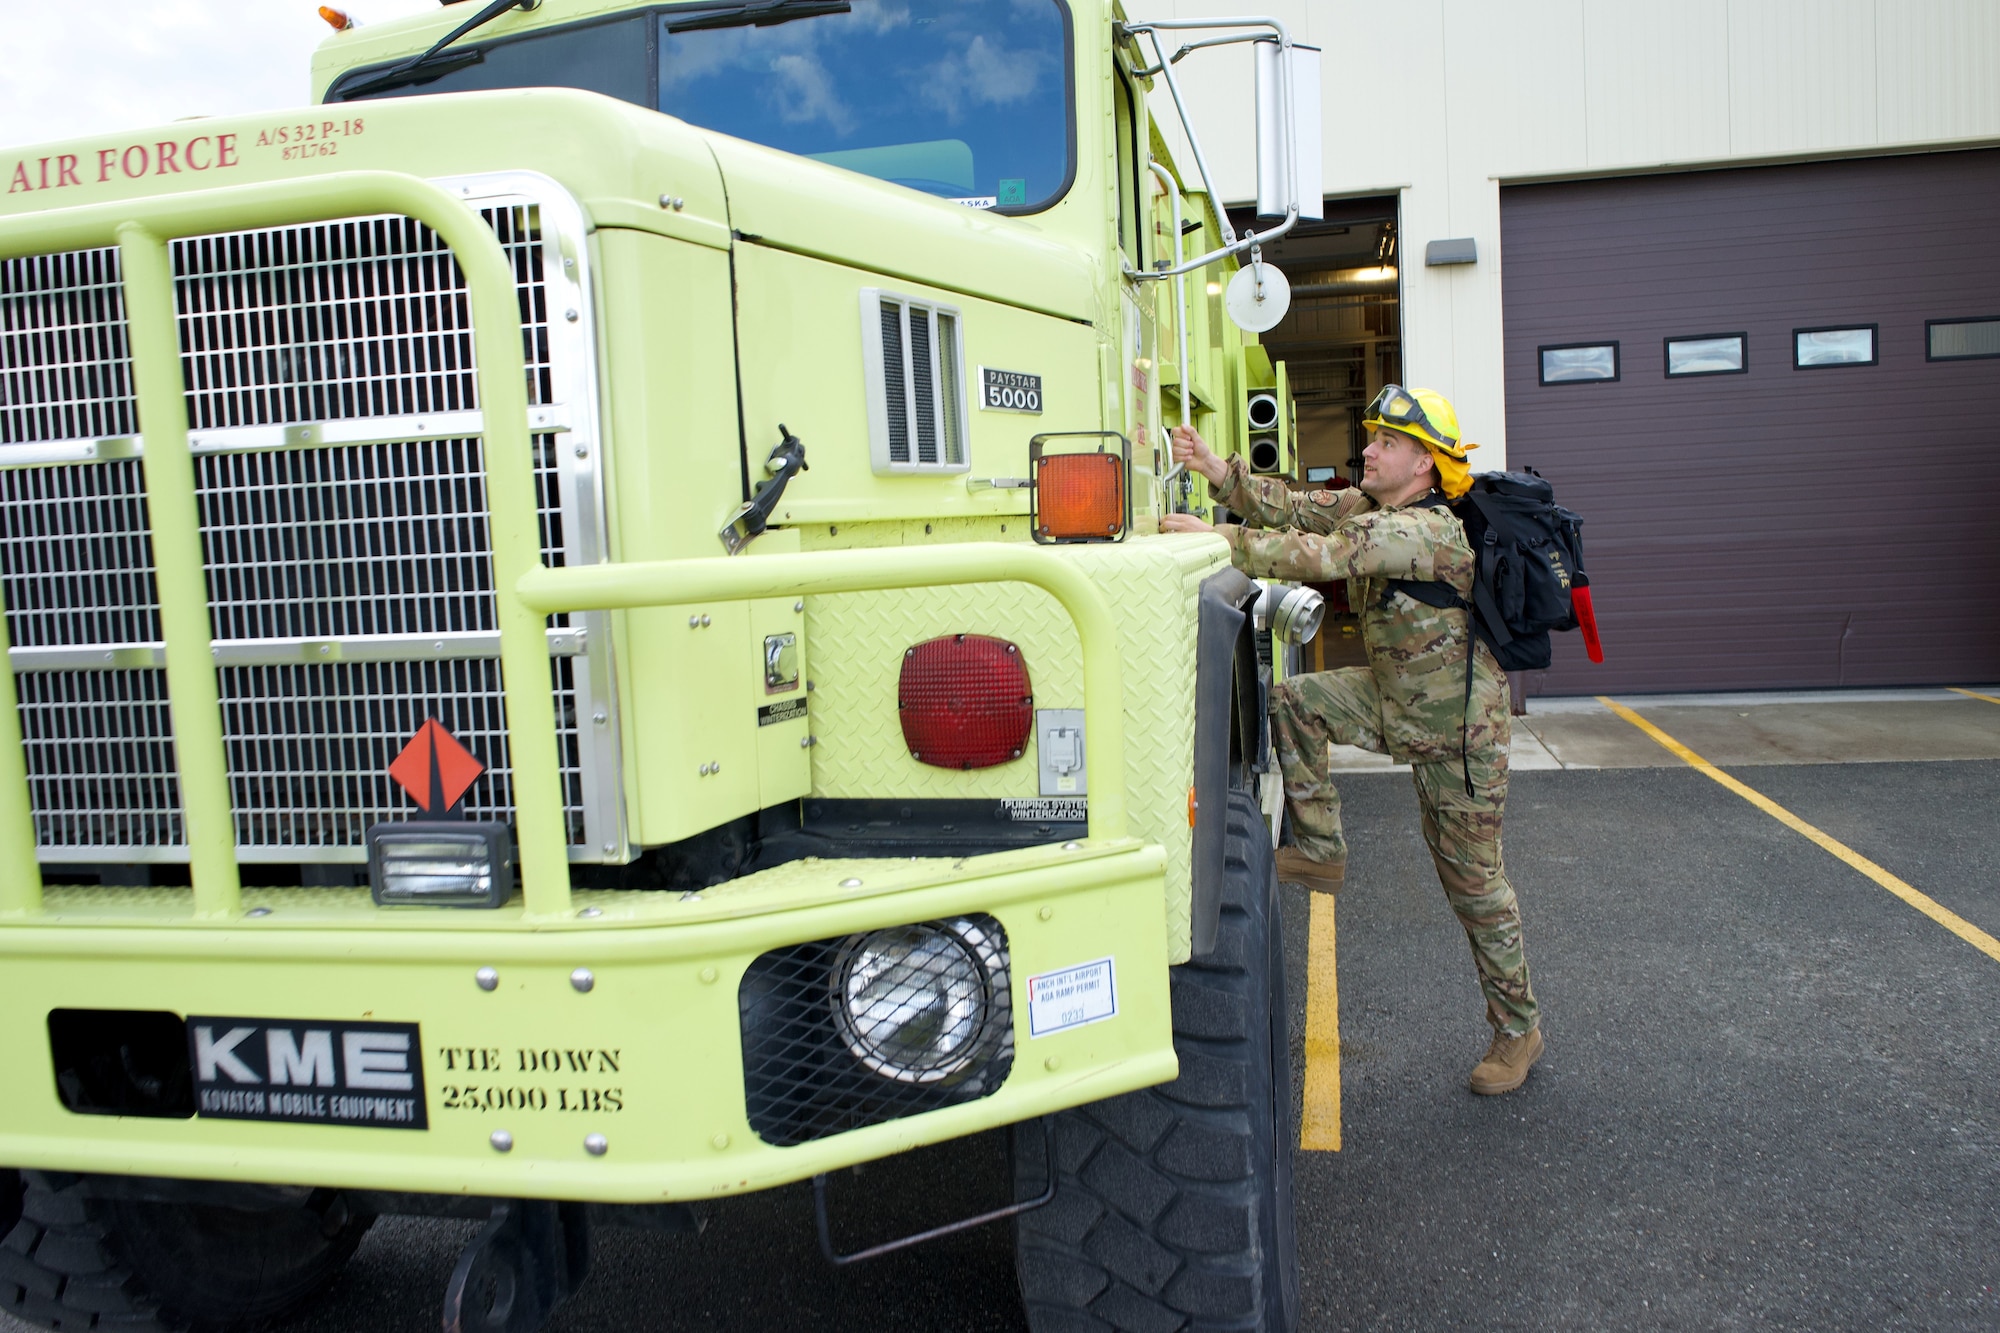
[5,700,1998,1331]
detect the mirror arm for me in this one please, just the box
[1123,207,1296,282]
[1118,15,1305,280]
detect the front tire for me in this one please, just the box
[1015,788,1299,1331]
[0,1172,371,1332]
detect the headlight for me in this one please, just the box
[831,918,1008,1084]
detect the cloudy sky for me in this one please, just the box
[0,0,437,152]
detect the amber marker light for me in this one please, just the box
[319,6,354,30]
[1035,453,1125,540]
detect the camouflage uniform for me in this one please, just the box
[1212,456,1538,1036]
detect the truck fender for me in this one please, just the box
[1190,566,1261,960]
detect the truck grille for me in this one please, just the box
[0,184,614,862]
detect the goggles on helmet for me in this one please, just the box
[1363,384,1458,450]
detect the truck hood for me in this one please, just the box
[0,89,1094,322]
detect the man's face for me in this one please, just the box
[1359,427,1436,501]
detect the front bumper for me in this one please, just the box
[0,840,1172,1202]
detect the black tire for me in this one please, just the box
[1015,788,1299,1332]
[0,1172,371,1332]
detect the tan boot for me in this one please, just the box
[1274,847,1345,894]
[1469,1027,1544,1095]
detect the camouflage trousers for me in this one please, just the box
[1272,667,1539,1036]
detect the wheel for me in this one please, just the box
[1015,788,1299,1332]
[0,1172,372,1332]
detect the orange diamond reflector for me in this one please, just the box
[1035,451,1125,540]
[388,719,486,814]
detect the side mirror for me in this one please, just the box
[1254,39,1323,222]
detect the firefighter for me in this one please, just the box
[1159,387,1543,1095]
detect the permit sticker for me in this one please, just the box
[1026,958,1117,1038]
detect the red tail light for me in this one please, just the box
[899,635,1033,770]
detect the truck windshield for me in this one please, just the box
[331,1,1073,214]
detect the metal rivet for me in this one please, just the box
[840,877,863,888]
[564,308,579,322]
[574,444,588,458]
[793,600,804,613]
[584,1134,608,1156]
[711,1133,730,1150]
[602,842,616,855]
[490,1130,513,1152]
[689,615,701,628]
[700,614,711,627]
[699,966,718,984]
[475,967,499,991]
[659,194,684,211]
[578,906,602,919]
[800,736,811,748]
[245,906,272,918]
[570,968,595,993]
[592,709,607,725]
[1038,906,1053,921]
[1044,1056,1061,1072]
[1062,842,1082,852]
[435,640,445,652]
[711,759,720,772]
[563,256,575,270]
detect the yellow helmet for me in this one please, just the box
[1362,385,1470,458]
[1363,384,1478,498]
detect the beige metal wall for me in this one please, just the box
[1145,0,2000,465]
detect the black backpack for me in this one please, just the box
[1386,468,1600,791]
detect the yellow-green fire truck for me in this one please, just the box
[0,3,1327,1329]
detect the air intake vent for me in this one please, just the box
[860,289,967,474]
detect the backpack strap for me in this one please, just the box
[1378,491,1482,798]
[1460,491,1517,653]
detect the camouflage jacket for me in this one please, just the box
[1211,456,1507,763]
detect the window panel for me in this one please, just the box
[1793,326,1876,368]
[1665,334,1746,377]
[1539,343,1619,385]
[1927,317,2000,361]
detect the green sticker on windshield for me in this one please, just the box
[998,178,1027,206]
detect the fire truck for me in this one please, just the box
[0,2,1325,1329]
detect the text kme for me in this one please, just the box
[193,1024,413,1091]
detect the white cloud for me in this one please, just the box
[923,33,1043,121]
[0,0,434,152]
[767,52,854,135]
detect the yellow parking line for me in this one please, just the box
[1949,686,2000,706]
[1599,696,2000,966]
[1299,893,1342,1151]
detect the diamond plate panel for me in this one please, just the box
[803,538,1229,960]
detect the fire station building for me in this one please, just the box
[1159,1,2000,696]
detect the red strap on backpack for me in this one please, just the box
[1572,576,1604,664]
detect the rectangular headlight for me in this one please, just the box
[365,822,515,908]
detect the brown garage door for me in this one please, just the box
[1500,149,2000,695]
